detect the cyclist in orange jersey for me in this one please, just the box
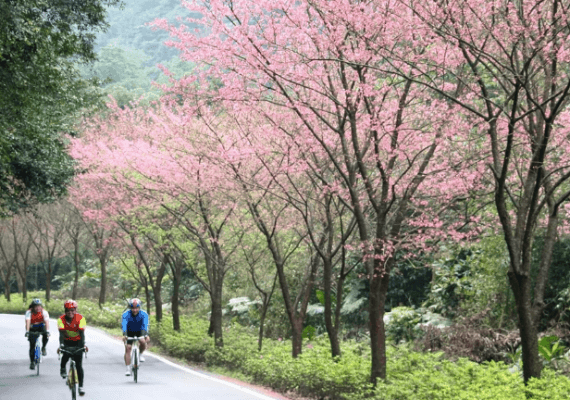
[25,298,50,369]
[57,299,87,396]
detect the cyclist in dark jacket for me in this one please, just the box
[122,298,150,376]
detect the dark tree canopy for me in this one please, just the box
[0,0,121,216]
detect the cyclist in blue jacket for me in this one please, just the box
[122,298,150,376]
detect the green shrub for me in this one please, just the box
[384,306,423,344]
[3,294,569,400]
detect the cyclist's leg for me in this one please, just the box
[74,352,84,388]
[124,340,133,375]
[124,343,132,365]
[61,351,70,377]
[41,327,49,348]
[28,334,36,363]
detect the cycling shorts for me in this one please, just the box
[126,331,146,345]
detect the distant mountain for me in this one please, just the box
[80,0,201,105]
[97,0,201,67]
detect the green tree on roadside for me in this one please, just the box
[0,0,120,216]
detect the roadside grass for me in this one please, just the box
[3,293,570,399]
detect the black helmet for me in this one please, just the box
[31,298,42,306]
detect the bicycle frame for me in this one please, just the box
[59,347,85,400]
[126,336,145,383]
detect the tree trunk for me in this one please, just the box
[509,271,542,381]
[153,280,163,323]
[21,276,27,302]
[73,267,79,300]
[143,277,152,317]
[15,274,23,294]
[99,258,107,307]
[210,285,224,347]
[170,256,183,332]
[45,269,51,302]
[369,258,390,385]
[258,306,267,352]
[172,281,180,331]
[15,269,27,300]
[4,279,10,301]
[291,319,303,358]
[72,240,80,299]
[323,258,341,358]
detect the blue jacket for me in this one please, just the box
[122,309,149,333]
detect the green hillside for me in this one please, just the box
[81,0,199,105]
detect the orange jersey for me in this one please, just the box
[57,313,86,342]
[25,309,49,327]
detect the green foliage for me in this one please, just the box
[533,236,570,328]
[1,294,569,399]
[461,237,513,328]
[96,0,198,67]
[0,292,123,328]
[387,257,432,309]
[538,336,567,363]
[424,240,514,329]
[302,325,317,341]
[339,276,368,329]
[424,248,474,318]
[384,307,423,344]
[525,369,570,399]
[154,315,213,363]
[384,307,451,345]
[223,297,261,327]
[151,314,570,400]
[0,0,120,215]
[78,43,161,107]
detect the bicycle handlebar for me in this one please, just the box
[58,347,87,360]
[126,336,147,340]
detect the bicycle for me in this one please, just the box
[126,336,145,383]
[59,347,87,400]
[30,332,42,375]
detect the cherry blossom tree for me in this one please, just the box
[67,175,119,307]
[385,0,570,382]
[70,101,245,346]
[60,201,91,300]
[153,0,481,382]
[0,218,19,300]
[28,203,70,302]
[240,235,278,352]
[117,217,169,322]
[200,109,359,358]
[0,214,40,300]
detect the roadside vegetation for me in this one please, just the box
[2,289,570,400]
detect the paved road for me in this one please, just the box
[0,313,287,400]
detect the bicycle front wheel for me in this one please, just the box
[69,367,77,400]
[133,348,138,383]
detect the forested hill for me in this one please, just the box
[96,0,199,67]
[81,0,200,105]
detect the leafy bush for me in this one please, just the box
[3,294,570,400]
[0,291,65,315]
[384,306,423,344]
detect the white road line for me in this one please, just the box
[88,326,280,400]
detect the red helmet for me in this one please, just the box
[64,299,78,310]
